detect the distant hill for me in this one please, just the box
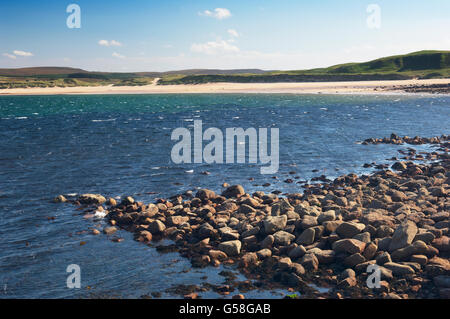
[0,51,449,88]
[0,67,269,78]
[0,67,88,76]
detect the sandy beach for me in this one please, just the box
[1,78,449,96]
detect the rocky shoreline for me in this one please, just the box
[55,134,450,299]
[382,83,450,94]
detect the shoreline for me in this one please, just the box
[57,134,450,299]
[1,78,449,96]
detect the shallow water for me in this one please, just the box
[0,93,449,298]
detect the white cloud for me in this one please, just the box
[228,29,239,38]
[99,40,122,47]
[200,8,231,20]
[13,50,33,57]
[112,52,126,59]
[110,40,122,47]
[3,53,17,59]
[191,39,240,55]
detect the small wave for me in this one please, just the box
[92,119,116,122]
[185,169,194,173]
[15,117,28,120]
[151,172,164,176]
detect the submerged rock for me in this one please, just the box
[78,194,106,205]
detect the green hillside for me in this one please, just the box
[305,50,450,74]
[160,50,450,84]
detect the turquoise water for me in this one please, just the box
[0,93,449,298]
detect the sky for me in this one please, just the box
[0,0,449,72]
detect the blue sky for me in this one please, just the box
[0,0,449,71]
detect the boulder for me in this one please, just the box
[384,262,415,276]
[288,245,307,259]
[299,215,318,229]
[388,220,418,252]
[432,236,450,252]
[138,230,152,242]
[78,194,106,205]
[256,248,272,259]
[263,215,287,234]
[107,197,117,206]
[260,235,275,248]
[167,215,189,226]
[240,252,258,267]
[413,232,435,244]
[332,239,366,254]
[296,228,315,245]
[323,221,342,233]
[300,253,319,270]
[308,248,335,264]
[218,240,242,256]
[410,255,428,266]
[344,253,366,267]
[376,252,392,265]
[53,195,67,203]
[336,222,366,238]
[238,204,256,214]
[149,220,166,234]
[222,185,245,198]
[392,162,407,171]
[363,242,378,260]
[121,196,135,205]
[103,226,117,235]
[209,249,228,261]
[290,263,306,276]
[196,189,216,200]
[273,231,295,246]
[317,211,336,224]
[278,257,292,270]
[219,227,240,241]
[354,232,371,243]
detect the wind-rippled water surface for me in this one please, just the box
[0,93,449,298]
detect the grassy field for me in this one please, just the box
[0,72,154,89]
[0,50,449,88]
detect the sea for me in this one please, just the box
[0,93,449,298]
